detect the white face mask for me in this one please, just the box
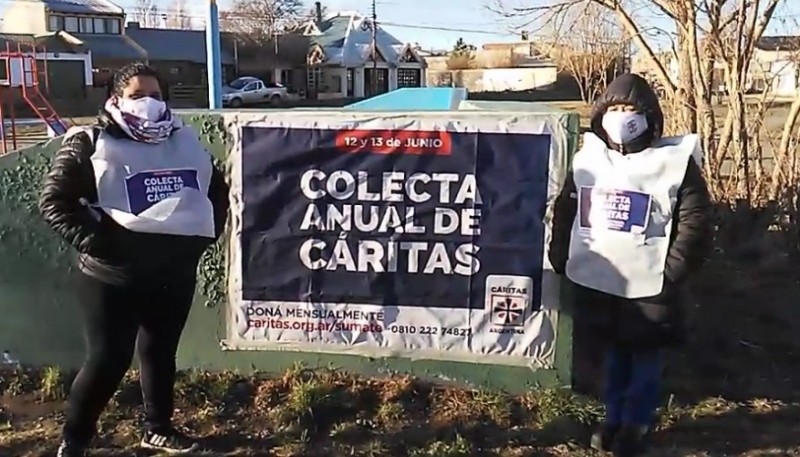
[601,111,648,145]
[117,96,167,123]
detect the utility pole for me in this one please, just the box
[371,0,377,96]
[205,0,222,109]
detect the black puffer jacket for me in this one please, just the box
[548,73,714,349]
[38,110,230,286]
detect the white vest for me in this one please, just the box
[65,125,216,238]
[565,132,699,299]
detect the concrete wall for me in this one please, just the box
[427,67,558,92]
[0,112,575,393]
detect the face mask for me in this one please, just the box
[117,96,167,123]
[601,111,648,145]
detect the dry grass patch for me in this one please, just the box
[4,271,800,457]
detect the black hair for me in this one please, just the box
[106,61,168,100]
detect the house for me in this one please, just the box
[422,40,559,92]
[299,8,427,99]
[0,0,124,37]
[0,0,111,94]
[0,0,237,108]
[236,34,311,93]
[236,7,427,100]
[631,37,799,97]
[752,36,799,96]
[0,32,93,97]
[123,23,236,87]
[482,40,542,59]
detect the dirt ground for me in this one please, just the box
[2,252,800,457]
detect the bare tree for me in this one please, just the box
[220,0,304,45]
[163,0,193,29]
[131,0,161,27]
[541,2,626,102]
[494,0,800,253]
[495,0,794,196]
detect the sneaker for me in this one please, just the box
[612,425,652,457]
[140,429,199,454]
[56,441,86,457]
[590,422,620,452]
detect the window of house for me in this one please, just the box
[93,17,106,33]
[64,17,79,32]
[106,18,121,34]
[397,68,421,88]
[80,17,93,33]
[346,69,354,97]
[48,15,64,32]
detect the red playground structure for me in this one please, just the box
[0,42,69,154]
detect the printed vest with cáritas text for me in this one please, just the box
[565,132,699,299]
[66,125,216,238]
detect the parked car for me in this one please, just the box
[221,76,288,107]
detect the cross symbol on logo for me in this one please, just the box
[493,297,523,325]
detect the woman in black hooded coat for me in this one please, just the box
[548,73,714,457]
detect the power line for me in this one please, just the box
[112,5,519,37]
[381,22,516,36]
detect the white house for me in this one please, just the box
[300,11,427,99]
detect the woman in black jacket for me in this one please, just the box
[549,74,713,457]
[39,62,229,457]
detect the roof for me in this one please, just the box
[41,0,124,15]
[125,26,235,64]
[73,33,145,60]
[756,36,800,52]
[303,12,424,67]
[0,32,85,53]
[236,34,309,67]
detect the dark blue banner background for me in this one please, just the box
[240,127,551,310]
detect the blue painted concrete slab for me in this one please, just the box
[345,87,468,111]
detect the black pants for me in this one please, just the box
[63,273,195,446]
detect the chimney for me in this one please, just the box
[315,2,323,24]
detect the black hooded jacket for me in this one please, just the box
[38,110,230,286]
[548,73,714,349]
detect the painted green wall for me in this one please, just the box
[0,112,576,393]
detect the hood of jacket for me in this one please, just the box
[590,73,665,154]
[97,108,128,139]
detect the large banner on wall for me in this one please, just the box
[225,114,567,366]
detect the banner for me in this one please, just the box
[225,114,566,366]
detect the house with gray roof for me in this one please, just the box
[0,0,132,91]
[298,9,426,99]
[0,0,236,96]
[0,0,125,37]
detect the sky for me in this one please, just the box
[110,0,800,53]
[322,0,520,51]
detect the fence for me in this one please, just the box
[0,109,580,393]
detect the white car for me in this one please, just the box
[221,77,288,108]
